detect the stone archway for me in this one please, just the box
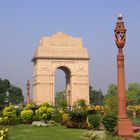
[55,66,71,106]
[32,32,89,106]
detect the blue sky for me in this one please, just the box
[0,1,140,98]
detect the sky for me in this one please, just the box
[0,1,140,99]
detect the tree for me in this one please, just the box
[8,85,23,104]
[0,78,10,105]
[55,90,67,110]
[89,85,104,105]
[0,78,23,105]
[126,83,140,106]
[107,84,117,96]
[103,84,118,114]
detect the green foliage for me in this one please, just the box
[0,78,23,105]
[102,112,117,135]
[134,132,140,140]
[66,111,88,128]
[87,114,100,130]
[103,95,118,114]
[55,91,65,103]
[35,106,54,122]
[8,85,23,104]
[89,85,104,105]
[23,103,37,112]
[3,106,16,118]
[77,99,87,109]
[51,113,62,123]
[21,109,34,123]
[0,128,8,140]
[103,84,118,114]
[83,130,123,140]
[40,102,50,107]
[42,113,51,121]
[10,116,23,125]
[55,91,67,110]
[1,106,17,125]
[107,84,117,96]
[0,78,10,105]
[126,83,140,106]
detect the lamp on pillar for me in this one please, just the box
[114,14,133,138]
[26,80,30,104]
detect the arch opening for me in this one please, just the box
[55,66,71,108]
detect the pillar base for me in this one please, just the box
[117,118,133,139]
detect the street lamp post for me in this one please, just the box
[114,14,133,138]
[26,80,30,104]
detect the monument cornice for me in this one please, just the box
[32,56,89,61]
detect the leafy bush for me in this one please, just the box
[87,114,100,130]
[1,106,17,125]
[23,104,38,113]
[51,113,62,123]
[3,106,16,118]
[42,114,51,122]
[66,111,88,128]
[134,132,140,140]
[21,109,34,123]
[46,120,58,127]
[35,106,54,122]
[10,116,23,125]
[102,112,117,135]
[40,102,50,108]
[82,130,123,140]
[0,128,8,140]
[86,109,97,115]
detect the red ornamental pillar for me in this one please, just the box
[26,80,30,104]
[114,14,133,138]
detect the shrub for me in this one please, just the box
[46,120,58,127]
[1,106,17,125]
[86,109,97,115]
[47,107,55,114]
[87,114,100,130]
[82,130,123,140]
[42,113,51,122]
[66,111,88,128]
[40,102,50,107]
[21,109,34,123]
[0,128,8,140]
[3,106,16,118]
[35,106,54,122]
[63,113,69,121]
[51,113,62,123]
[102,112,117,135]
[10,116,23,125]
[134,132,140,140]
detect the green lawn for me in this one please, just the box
[132,118,140,126]
[7,124,88,140]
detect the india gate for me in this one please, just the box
[32,32,89,106]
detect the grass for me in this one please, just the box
[7,124,88,140]
[132,118,140,126]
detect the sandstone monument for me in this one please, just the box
[32,32,89,106]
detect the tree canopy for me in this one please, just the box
[126,83,140,106]
[0,78,23,105]
[89,85,104,105]
[103,84,118,114]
